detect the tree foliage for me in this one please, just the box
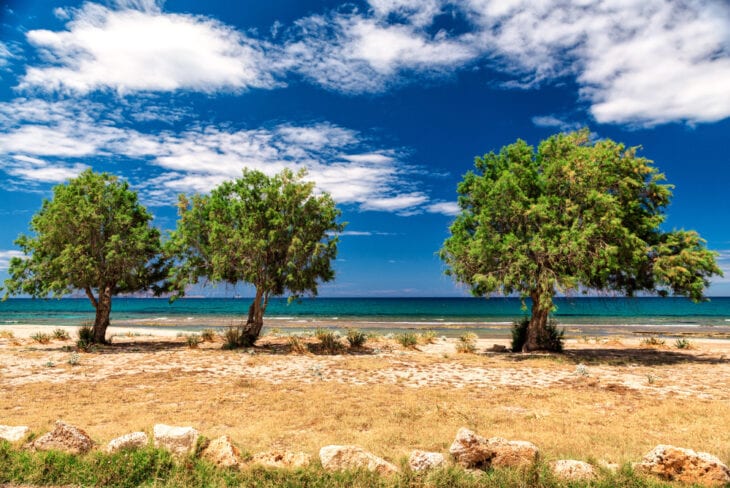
[2,169,164,343]
[440,129,721,351]
[166,168,344,343]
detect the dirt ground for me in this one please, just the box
[1,326,729,466]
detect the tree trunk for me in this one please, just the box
[523,291,550,352]
[92,285,112,344]
[243,288,266,343]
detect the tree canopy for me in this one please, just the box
[2,169,164,343]
[166,168,344,344]
[440,129,721,351]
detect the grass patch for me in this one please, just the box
[52,328,71,340]
[456,333,478,354]
[395,332,419,349]
[316,329,344,354]
[346,328,367,348]
[0,441,676,488]
[30,332,51,344]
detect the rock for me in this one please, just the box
[487,437,539,468]
[449,428,539,469]
[29,420,94,454]
[637,444,730,487]
[491,344,508,352]
[253,449,311,468]
[0,425,30,442]
[106,432,148,453]
[449,428,493,468]
[319,445,399,475]
[408,450,445,472]
[153,424,199,456]
[201,435,242,468]
[550,460,597,481]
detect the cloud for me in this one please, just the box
[20,3,276,94]
[0,42,11,68]
[0,250,25,270]
[531,115,584,132]
[0,98,435,214]
[712,250,730,284]
[426,201,459,216]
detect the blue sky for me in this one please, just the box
[0,0,728,297]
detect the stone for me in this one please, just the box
[29,420,94,454]
[106,432,148,453]
[486,437,539,468]
[201,435,242,468]
[408,450,445,472]
[153,424,199,456]
[449,428,493,468]
[319,445,399,475]
[449,428,539,469]
[0,425,30,442]
[550,460,597,481]
[637,444,730,487]
[491,344,508,352]
[253,449,311,468]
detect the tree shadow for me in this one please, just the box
[504,347,728,367]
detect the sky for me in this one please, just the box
[0,0,728,297]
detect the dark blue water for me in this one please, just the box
[1,297,729,328]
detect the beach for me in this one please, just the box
[1,320,729,473]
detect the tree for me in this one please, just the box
[440,129,721,352]
[166,168,344,344]
[2,169,164,344]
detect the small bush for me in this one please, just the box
[395,332,418,349]
[640,336,666,347]
[288,335,308,354]
[185,334,201,349]
[674,338,692,349]
[419,330,437,344]
[511,317,564,352]
[346,328,367,348]
[200,329,216,342]
[0,330,15,339]
[221,325,256,350]
[67,353,80,366]
[318,330,343,354]
[77,324,94,343]
[30,332,51,344]
[456,332,477,353]
[52,328,70,340]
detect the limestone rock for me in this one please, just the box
[319,445,399,475]
[106,432,148,453]
[201,435,242,468]
[0,425,30,442]
[449,428,493,468]
[29,421,94,454]
[491,344,508,352]
[487,437,539,468]
[637,444,730,487]
[153,424,199,456]
[449,428,538,469]
[408,450,445,472]
[253,449,311,468]
[550,460,597,481]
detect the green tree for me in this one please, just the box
[440,130,721,352]
[166,168,344,345]
[2,169,164,344]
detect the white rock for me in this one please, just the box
[319,445,398,475]
[637,444,730,487]
[153,424,199,456]
[201,435,242,468]
[0,425,30,442]
[29,420,94,454]
[408,450,445,471]
[550,459,597,481]
[106,432,148,453]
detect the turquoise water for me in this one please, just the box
[1,297,729,329]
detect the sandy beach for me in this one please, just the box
[2,321,730,472]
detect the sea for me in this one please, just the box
[1,296,730,338]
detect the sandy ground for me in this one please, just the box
[2,324,730,399]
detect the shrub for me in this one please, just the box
[419,330,437,344]
[674,338,692,349]
[77,324,94,343]
[346,328,367,348]
[200,329,216,342]
[67,353,80,366]
[52,328,70,340]
[221,325,256,350]
[30,332,51,344]
[0,330,15,339]
[318,330,343,354]
[288,335,308,354]
[395,332,418,349]
[511,317,564,352]
[456,332,477,353]
[640,336,666,347]
[185,334,201,349]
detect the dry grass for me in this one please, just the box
[1,333,729,468]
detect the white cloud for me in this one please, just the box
[340,231,373,236]
[360,192,429,212]
[531,115,583,132]
[4,155,88,184]
[20,3,275,94]
[0,42,11,68]
[426,201,459,216]
[0,250,25,270]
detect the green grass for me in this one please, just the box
[0,441,677,488]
